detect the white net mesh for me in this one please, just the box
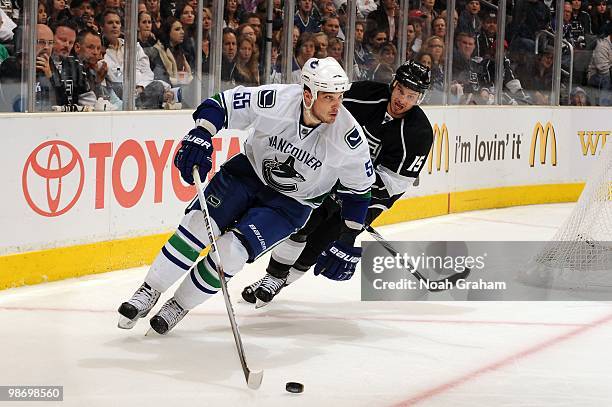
[535,142,612,274]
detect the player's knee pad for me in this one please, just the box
[210,231,249,277]
[178,209,221,249]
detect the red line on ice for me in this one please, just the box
[393,312,612,406]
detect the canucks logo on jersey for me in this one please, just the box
[262,156,306,192]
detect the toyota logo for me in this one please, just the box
[22,140,85,217]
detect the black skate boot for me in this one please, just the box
[241,277,264,304]
[254,274,287,308]
[118,282,161,329]
[149,297,189,335]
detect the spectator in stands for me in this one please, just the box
[520,46,555,104]
[571,0,593,35]
[356,0,377,19]
[563,0,590,48]
[296,31,317,66]
[476,12,497,58]
[590,0,611,36]
[440,8,458,30]
[586,22,611,105]
[365,26,388,58]
[101,9,169,109]
[137,11,169,84]
[478,40,529,104]
[242,0,262,13]
[202,7,213,73]
[327,36,343,63]
[70,0,95,19]
[416,52,433,69]
[313,31,329,57]
[74,28,122,110]
[176,2,196,41]
[292,25,301,48]
[138,10,157,48]
[52,18,79,58]
[154,17,193,88]
[234,36,260,85]
[508,0,551,54]
[370,41,397,81]
[452,32,482,103]
[431,16,446,41]
[457,0,482,37]
[46,0,68,28]
[224,0,242,30]
[39,23,95,110]
[354,21,373,71]
[420,0,438,39]
[243,13,265,53]
[237,23,257,46]
[570,86,591,105]
[38,0,49,24]
[405,22,418,60]
[295,0,321,33]
[319,0,338,18]
[221,28,238,84]
[175,2,196,68]
[321,15,343,41]
[408,16,425,54]
[367,0,399,44]
[145,0,162,34]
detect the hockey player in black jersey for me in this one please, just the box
[242,60,434,307]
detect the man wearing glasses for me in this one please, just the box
[36,21,95,111]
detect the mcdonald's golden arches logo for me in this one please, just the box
[427,123,449,173]
[529,121,557,167]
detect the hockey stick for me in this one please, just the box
[364,225,471,292]
[193,167,264,390]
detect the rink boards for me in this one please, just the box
[0,106,608,289]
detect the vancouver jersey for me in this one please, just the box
[195,84,374,208]
[343,81,433,211]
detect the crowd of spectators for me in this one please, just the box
[0,0,610,111]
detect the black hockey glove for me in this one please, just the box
[314,227,361,281]
[174,127,214,185]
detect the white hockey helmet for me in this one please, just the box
[301,57,351,108]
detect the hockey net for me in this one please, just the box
[532,141,612,287]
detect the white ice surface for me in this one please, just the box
[1,203,611,407]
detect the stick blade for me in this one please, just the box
[247,369,264,389]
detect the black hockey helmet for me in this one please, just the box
[391,60,431,95]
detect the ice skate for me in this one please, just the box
[149,297,189,335]
[241,277,264,304]
[254,274,287,308]
[118,282,161,329]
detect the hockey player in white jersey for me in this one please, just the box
[242,60,434,307]
[117,57,374,334]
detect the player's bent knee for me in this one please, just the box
[178,210,221,249]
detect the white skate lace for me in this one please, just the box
[247,278,264,292]
[159,298,188,328]
[130,284,159,312]
[259,275,285,294]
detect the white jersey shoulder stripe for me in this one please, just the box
[343,98,388,104]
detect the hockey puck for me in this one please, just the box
[285,382,304,393]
